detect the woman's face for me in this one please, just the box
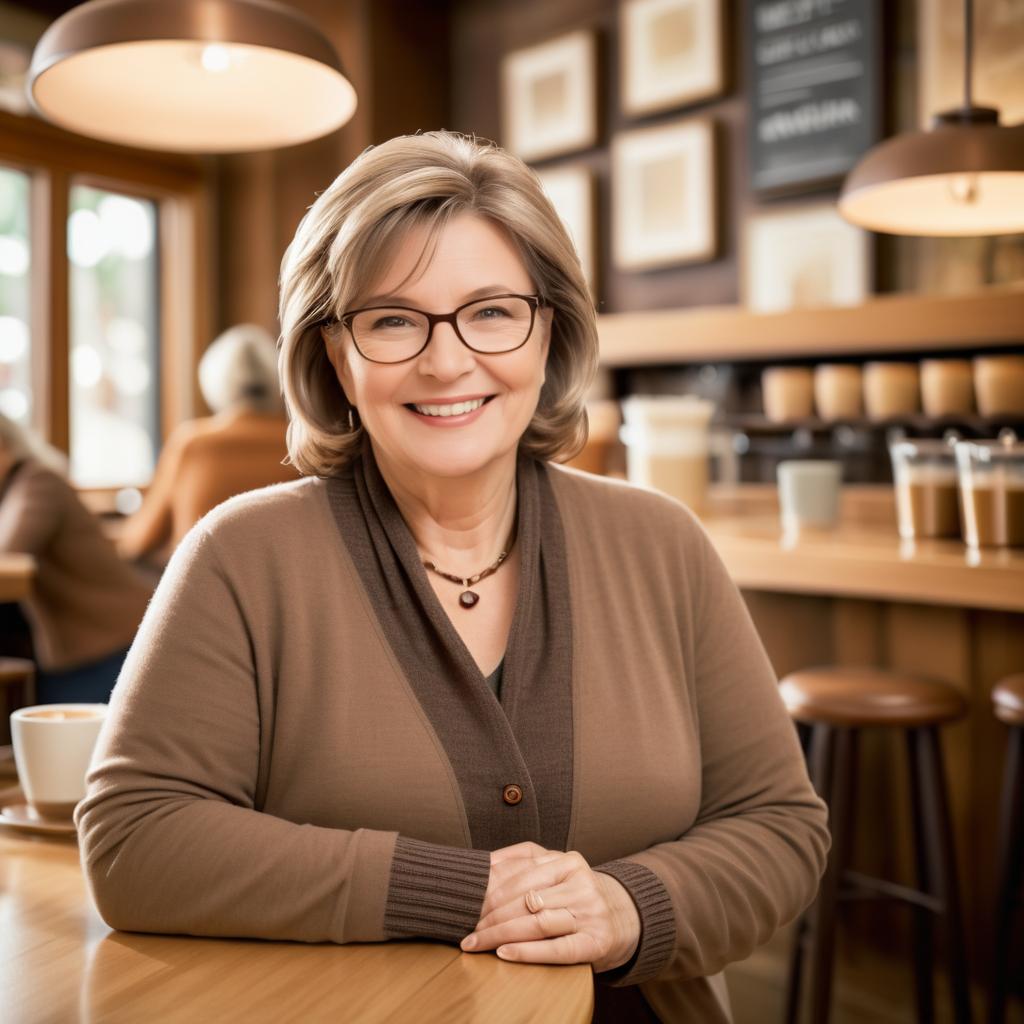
[325,211,552,483]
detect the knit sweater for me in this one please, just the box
[76,451,829,1022]
[117,409,296,560]
[0,460,152,671]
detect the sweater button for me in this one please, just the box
[502,784,523,805]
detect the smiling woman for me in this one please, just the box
[75,131,828,1024]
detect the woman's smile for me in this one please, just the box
[404,394,497,425]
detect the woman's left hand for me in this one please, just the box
[461,846,641,973]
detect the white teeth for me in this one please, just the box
[412,398,486,417]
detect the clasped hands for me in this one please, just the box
[460,841,641,973]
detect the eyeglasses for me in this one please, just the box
[325,293,543,365]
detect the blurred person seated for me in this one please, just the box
[0,414,152,704]
[118,324,297,564]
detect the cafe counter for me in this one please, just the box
[699,485,1023,984]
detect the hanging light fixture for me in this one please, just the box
[839,0,1024,236]
[27,0,357,153]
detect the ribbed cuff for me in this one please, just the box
[383,836,491,943]
[594,859,676,986]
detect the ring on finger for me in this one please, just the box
[525,889,544,914]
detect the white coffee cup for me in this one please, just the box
[10,704,107,821]
[777,460,842,532]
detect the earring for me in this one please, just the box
[347,406,361,432]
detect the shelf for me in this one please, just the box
[597,284,1024,366]
[717,413,1024,435]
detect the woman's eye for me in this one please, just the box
[374,316,412,329]
[475,306,509,319]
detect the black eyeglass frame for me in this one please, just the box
[324,293,544,365]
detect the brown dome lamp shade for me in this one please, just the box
[839,0,1024,236]
[26,0,357,152]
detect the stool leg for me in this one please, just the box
[809,727,858,1024]
[990,726,1024,1024]
[907,729,936,1024]
[914,726,973,1024]
[785,724,833,1024]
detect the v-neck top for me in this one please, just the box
[76,459,829,1023]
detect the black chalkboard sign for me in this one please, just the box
[747,0,881,195]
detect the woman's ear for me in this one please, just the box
[321,325,355,405]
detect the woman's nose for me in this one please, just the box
[417,321,476,379]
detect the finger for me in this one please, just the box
[476,880,578,932]
[479,854,569,918]
[496,932,598,965]
[484,854,580,915]
[490,842,549,864]
[463,907,578,951]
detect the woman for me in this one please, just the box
[77,132,828,1022]
[117,323,296,564]
[0,414,152,703]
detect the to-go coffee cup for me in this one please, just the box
[762,367,813,422]
[864,362,920,421]
[10,704,107,822]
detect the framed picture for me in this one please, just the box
[501,31,598,162]
[620,0,724,116]
[742,202,871,314]
[535,165,597,297]
[612,118,716,270]
[919,0,1024,127]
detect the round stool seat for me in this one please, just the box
[992,673,1024,726]
[0,657,34,686]
[779,666,967,727]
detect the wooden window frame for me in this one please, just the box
[0,108,212,505]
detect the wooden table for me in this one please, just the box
[0,823,593,1024]
[0,553,34,603]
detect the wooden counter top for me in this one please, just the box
[703,514,1024,612]
[0,820,593,1024]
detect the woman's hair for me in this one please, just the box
[278,130,599,477]
[198,323,283,415]
[0,412,69,475]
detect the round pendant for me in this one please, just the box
[459,590,480,609]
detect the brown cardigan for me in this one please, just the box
[0,459,152,671]
[76,451,828,1021]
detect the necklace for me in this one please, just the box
[422,523,516,609]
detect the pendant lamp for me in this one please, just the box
[27,0,357,152]
[838,0,1024,236]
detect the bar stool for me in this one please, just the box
[0,656,35,773]
[990,674,1024,1024]
[780,666,972,1024]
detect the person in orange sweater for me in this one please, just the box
[118,324,297,564]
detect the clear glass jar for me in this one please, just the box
[954,431,1024,548]
[889,437,960,540]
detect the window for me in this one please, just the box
[0,107,209,498]
[69,185,159,488]
[0,166,32,425]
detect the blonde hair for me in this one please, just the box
[198,323,282,415]
[278,131,598,477]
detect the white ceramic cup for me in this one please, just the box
[10,704,107,821]
[777,460,842,531]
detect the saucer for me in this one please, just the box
[0,803,77,837]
